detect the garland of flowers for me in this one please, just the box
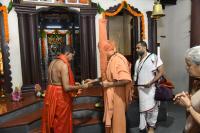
[126,5,145,40]
[40,30,46,58]
[0,6,9,43]
[101,1,145,39]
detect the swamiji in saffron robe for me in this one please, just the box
[42,54,75,133]
[99,17,133,133]
[104,52,133,133]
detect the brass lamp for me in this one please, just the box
[151,0,165,19]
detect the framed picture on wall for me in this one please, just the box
[21,0,91,6]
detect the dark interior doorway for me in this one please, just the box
[106,8,142,77]
[37,7,81,88]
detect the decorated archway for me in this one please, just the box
[99,1,145,78]
[103,1,145,40]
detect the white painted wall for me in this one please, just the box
[1,1,23,89]
[158,0,191,93]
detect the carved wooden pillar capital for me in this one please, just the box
[80,6,97,16]
[14,4,37,14]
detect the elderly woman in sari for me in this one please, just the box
[174,45,200,133]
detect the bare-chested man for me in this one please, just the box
[42,45,89,133]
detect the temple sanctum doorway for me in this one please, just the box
[104,1,145,76]
[37,7,81,87]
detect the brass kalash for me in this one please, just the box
[151,0,165,19]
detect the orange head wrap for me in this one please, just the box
[103,40,116,51]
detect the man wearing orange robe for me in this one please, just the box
[42,45,89,133]
[102,40,133,133]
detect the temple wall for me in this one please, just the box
[158,0,191,93]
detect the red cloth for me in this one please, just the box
[57,54,75,85]
[42,54,75,133]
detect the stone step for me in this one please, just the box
[0,92,43,124]
[0,109,42,133]
[0,91,104,133]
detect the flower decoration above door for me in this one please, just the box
[97,1,145,39]
[0,6,9,43]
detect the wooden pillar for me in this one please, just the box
[17,13,32,84]
[146,11,157,54]
[153,20,157,54]
[88,15,97,79]
[80,6,97,80]
[15,5,42,89]
[28,14,41,84]
[190,0,200,91]
[132,16,139,66]
[80,15,90,79]
[191,0,200,46]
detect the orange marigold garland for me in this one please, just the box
[104,1,145,40]
[0,6,9,43]
[41,38,46,58]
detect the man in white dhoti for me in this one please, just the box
[134,41,164,133]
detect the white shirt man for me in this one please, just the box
[134,41,164,133]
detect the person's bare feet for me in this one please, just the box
[148,127,154,133]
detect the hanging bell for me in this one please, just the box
[151,1,165,19]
